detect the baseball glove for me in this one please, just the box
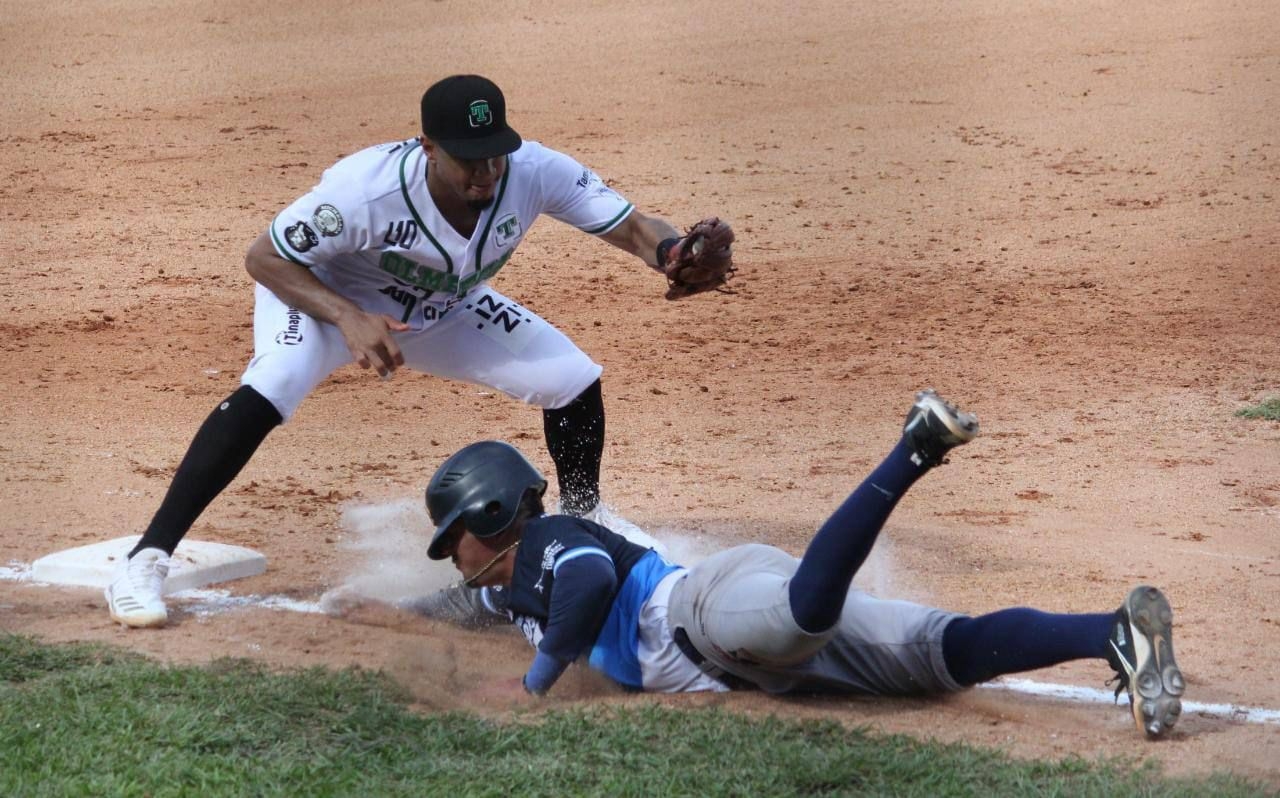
[661,217,736,300]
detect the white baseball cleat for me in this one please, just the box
[105,547,170,628]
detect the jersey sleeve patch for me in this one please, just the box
[269,221,310,266]
[285,221,318,252]
[267,142,397,268]
[311,204,344,236]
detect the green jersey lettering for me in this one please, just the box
[379,249,514,295]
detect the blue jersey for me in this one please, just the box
[507,515,679,689]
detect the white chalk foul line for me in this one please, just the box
[981,678,1280,726]
[173,588,324,617]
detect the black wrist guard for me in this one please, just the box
[654,237,680,272]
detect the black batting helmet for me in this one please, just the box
[425,441,547,560]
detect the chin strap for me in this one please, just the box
[463,539,521,587]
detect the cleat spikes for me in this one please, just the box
[1105,585,1184,739]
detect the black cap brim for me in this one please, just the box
[436,127,522,160]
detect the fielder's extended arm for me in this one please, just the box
[598,211,736,299]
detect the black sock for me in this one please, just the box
[941,609,1113,686]
[130,386,282,557]
[542,379,604,516]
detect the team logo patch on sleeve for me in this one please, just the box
[284,221,318,252]
[311,204,344,237]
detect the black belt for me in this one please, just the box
[673,627,754,690]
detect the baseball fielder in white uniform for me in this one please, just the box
[106,74,718,627]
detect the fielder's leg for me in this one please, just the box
[106,283,350,627]
[128,386,282,558]
[788,390,978,633]
[106,386,281,627]
[543,377,666,552]
[543,378,604,516]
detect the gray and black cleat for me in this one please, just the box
[901,389,980,467]
[1107,585,1185,739]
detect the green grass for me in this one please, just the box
[1236,397,1280,421]
[1,634,1273,797]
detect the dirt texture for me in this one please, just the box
[2,0,1278,786]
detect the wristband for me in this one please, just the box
[655,237,680,271]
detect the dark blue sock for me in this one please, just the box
[788,439,928,633]
[941,609,1114,686]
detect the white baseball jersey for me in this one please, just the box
[242,138,629,420]
[267,138,634,331]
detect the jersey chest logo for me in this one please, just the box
[493,213,522,248]
[533,540,565,594]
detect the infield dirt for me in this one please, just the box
[2,0,1277,785]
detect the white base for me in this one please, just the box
[32,536,266,595]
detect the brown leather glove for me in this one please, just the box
[661,217,736,300]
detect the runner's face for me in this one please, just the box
[428,145,506,210]
[440,523,508,587]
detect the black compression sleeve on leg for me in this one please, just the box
[542,379,604,517]
[130,386,282,557]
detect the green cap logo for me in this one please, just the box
[468,100,492,128]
